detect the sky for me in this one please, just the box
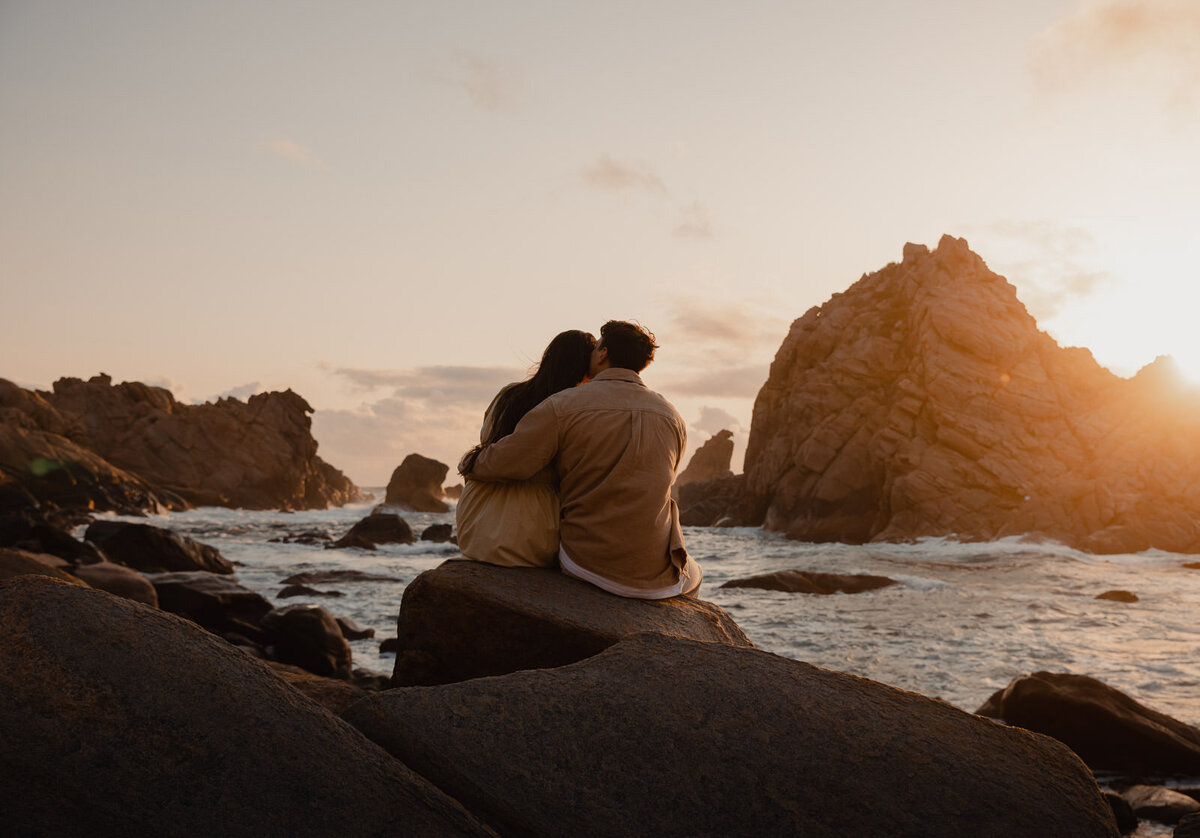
[2,0,1199,486]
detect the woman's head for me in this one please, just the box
[482,329,596,445]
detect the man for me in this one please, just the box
[465,320,701,598]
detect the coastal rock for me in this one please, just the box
[336,615,375,640]
[68,560,159,606]
[1177,812,1200,838]
[282,569,402,585]
[261,604,353,679]
[0,509,107,563]
[421,523,454,543]
[41,374,362,510]
[278,583,343,598]
[145,570,274,643]
[0,575,493,836]
[1121,785,1200,825]
[720,569,899,595]
[345,632,1119,838]
[1096,590,1139,603]
[678,474,744,527]
[0,547,87,586]
[85,519,234,574]
[975,671,1200,775]
[328,511,414,549]
[672,429,735,499]
[733,236,1200,553]
[391,559,752,686]
[1102,792,1137,835]
[444,483,463,500]
[384,453,450,513]
[269,662,370,715]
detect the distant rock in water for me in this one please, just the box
[672,429,734,499]
[33,374,361,510]
[384,453,449,513]
[1095,590,1138,603]
[732,235,1200,554]
[721,569,898,595]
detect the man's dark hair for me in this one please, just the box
[599,320,658,372]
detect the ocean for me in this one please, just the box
[88,496,1200,832]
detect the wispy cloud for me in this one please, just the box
[662,364,769,399]
[664,299,790,354]
[196,381,263,403]
[436,53,522,112]
[261,138,329,170]
[1030,0,1200,112]
[692,405,742,435]
[962,220,1112,317]
[581,155,667,195]
[674,202,714,239]
[324,364,523,402]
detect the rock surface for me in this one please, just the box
[0,547,87,586]
[37,374,362,510]
[328,511,415,549]
[384,453,450,513]
[1177,812,1200,838]
[720,568,899,595]
[733,236,1200,553]
[68,560,159,606]
[85,519,234,574]
[144,570,274,642]
[261,604,353,679]
[672,429,734,499]
[391,559,752,686]
[678,474,743,527]
[976,671,1200,775]
[346,632,1118,838]
[1121,785,1200,825]
[0,575,492,837]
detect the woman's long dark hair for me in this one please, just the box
[459,329,595,475]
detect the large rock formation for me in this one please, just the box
[0,575,493,837]
[735,235,1200,553]
[31,374,362,510]
[391,560,752,686]
[384,453,449,513]
[672,429,734,498]
[346,633,1119,838]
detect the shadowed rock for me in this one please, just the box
[346,633,1118,838]
[976,671,1200,775]
[0,509,107,563]
[391,560,752,686]
[282,569,402,585]
[1121,785,1200,825]
[328,511,414,549]
[1096,590,1139,603]
[421,523,454,543]
[385,453,449,513]
[278,583,344,598]
[0,575,493,837]
[85,520,234,574]
[144,570,274,643]
[69,560,158,606]
[721,568,899,595]
[1178,812,1200,838]
[262,604,353,679]
[672,429,734,500]
[269,662,369,716]
[678,475,743,527]
[336,615,375,640]
[0,547,87,586]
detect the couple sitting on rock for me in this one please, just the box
[456,320,703,599]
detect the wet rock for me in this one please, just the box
[1096,590,1139,603]
[346,632,1119,838]
[69,560,158,606]
[262,604,353,679]
[443,483,463,500]
[721,568,899,595]
[380,637,400,654]
[1102,792,1137,835]
[336,615,375,640]
[0,508,107,563]
[282,569,403,585]
[278,584,344,599]
[328,511,414,549]
[0,547,87,586]
[85,520,234,574]
[1121,785,1200,825]
[672,429,734,500]
[1177,812,1200,838]
[421,523,453,542]
[268,661,369,715]
[1183,562,1200,570]
[0,575,493,837]
[384,453,450,513]
[976,671,1200,775]
[269,529,331,545]
[145,570,274,643]
[391,559,751,687]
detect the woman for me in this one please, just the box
[455,329,596,567]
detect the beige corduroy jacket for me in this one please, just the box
[468,368,689,591]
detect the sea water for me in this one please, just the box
[91,496,1200,729]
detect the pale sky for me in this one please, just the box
[3,1,1199,485]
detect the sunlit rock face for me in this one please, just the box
[736,235,1200,554]
[40,374,362,510]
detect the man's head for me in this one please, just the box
[590,320,659,376]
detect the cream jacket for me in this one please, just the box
[469,368,689,591]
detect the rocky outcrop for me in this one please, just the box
[328,511,415,549]
[0,575,493,836]
[69,560,159,606]
[672,429,735,498]
[0,547,86,586]
[346,632,1119,838]
[734,236,1200,554]
[85,519,234,574]
[721,569,899,595]
[678,474,743,526]
[144,570,274,643]
[384,453,449,513]
[391,560,752,686]
[39,374,362,510]
[976,671,1200,775]
[262,604,353,679]
[0,508,107,563]
[1121,785,1200,825]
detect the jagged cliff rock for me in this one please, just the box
[736,235,1200,554]
[39,374,362,510]
[672,429,734,499]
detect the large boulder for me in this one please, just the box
[346,633,1119,838]
[672,429,735,499]
[85,520,234,574]
[68,560,158,606]
[391,560,752,686]
[144,570,274,642]
[40,374,362,510]
[976,671,1200,775]
[1121,785,1200,825]
[732,236,1200,553]
[384,453,449,513]
[721,568,899,595]
[0,509,107,563]
[261,604,353,679]
[328,511,415,549]
[0,547,86,586]
[0,575,493,836]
